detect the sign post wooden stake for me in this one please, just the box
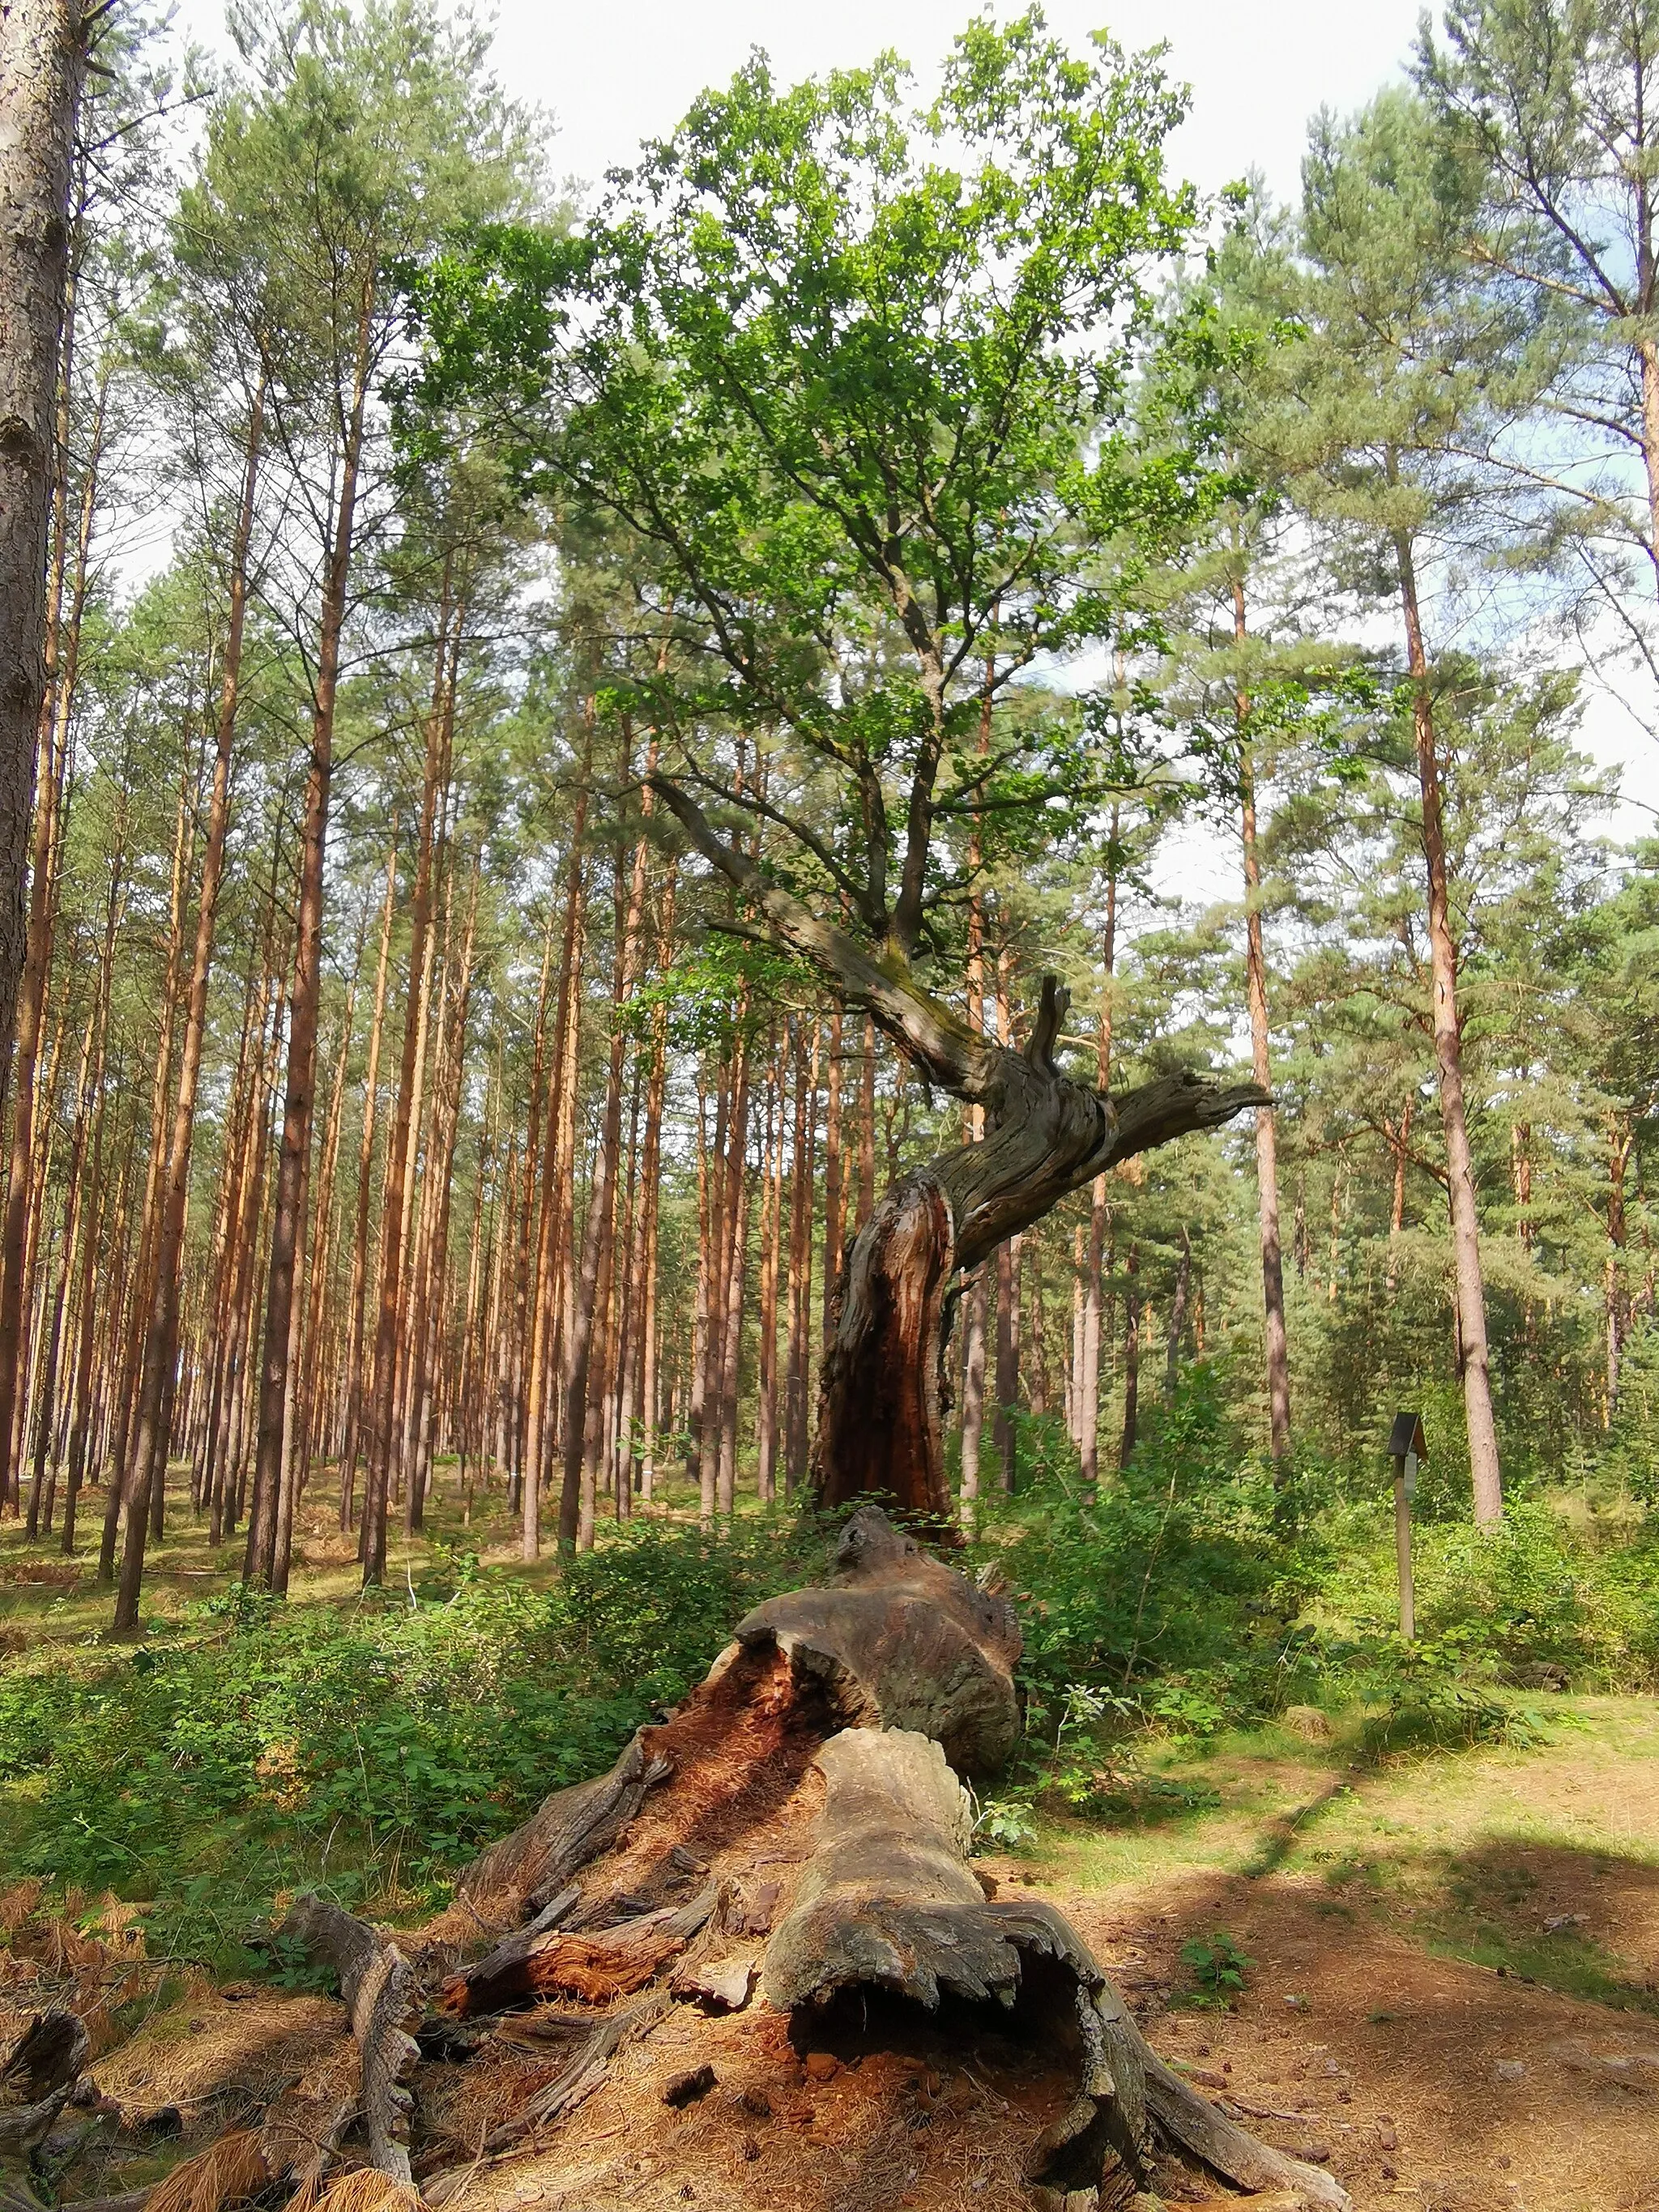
[1387,1412,1427,1645]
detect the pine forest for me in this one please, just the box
[0,5,1657,2210]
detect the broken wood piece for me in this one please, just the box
[670,1954,757,2012]
[277,1896,420,2184]
[1141,2056,1347,2210]
[258,2035,360,2185]
[0,2008,89,2154]
[481,1988,674,2151]
[521,1882,718,2005]
[0,2010,87,2104]
[490,2009,599,2047]
[442,1882,717,2014]
[764,1728,1029,2011]
[456,1733,672,1913]
[724,1879,779,1937]
[661,2065,716,2108]
[433,1885,580,2015]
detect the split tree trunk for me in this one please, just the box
[653,781,1263,1529]
[279,1507,1348,2212]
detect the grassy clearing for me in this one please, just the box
[1020,1695,1659,2017]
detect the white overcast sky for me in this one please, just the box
[491,0,1419,208]
[165,0,1659,883]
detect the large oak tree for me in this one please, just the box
[410,11,1264,1530]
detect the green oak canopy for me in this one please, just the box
[403,11,1229,975]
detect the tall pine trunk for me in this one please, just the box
[1396,523,1503,1524]
[246,291,373,1587]
[360,574,454,1584]
[113,383,262,1628]
[339,824,399,1526]
[1233,579,1291,1466]
[0,0,84,1109]
[521,776,587,1559]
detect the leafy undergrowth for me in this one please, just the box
[962,1370,1659,1843]
[0,1498,834,1971]
[2,1367,1657,1984]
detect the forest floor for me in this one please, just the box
[0,1471,1656,2212]
[436,1703,1659,2212]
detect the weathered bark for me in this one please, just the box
[0,2005,88,2154]
[0,0,85,1113]
[738,1504,1019,1773]
[276,1895,419,2184]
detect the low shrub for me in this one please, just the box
[0,1511,833,1963]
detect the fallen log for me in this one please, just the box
[410,1508,1350,2210]
[764,1726,1343,2207]
[733,1500,1021,1775]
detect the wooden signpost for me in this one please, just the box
[1388,1410,1427,1642]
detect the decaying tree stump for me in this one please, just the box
[272,1505,1350,2210]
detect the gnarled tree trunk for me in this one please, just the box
[650,775,1264,1529]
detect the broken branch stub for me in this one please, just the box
[454,1732,671,1918]
[0,2008,88,2156]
